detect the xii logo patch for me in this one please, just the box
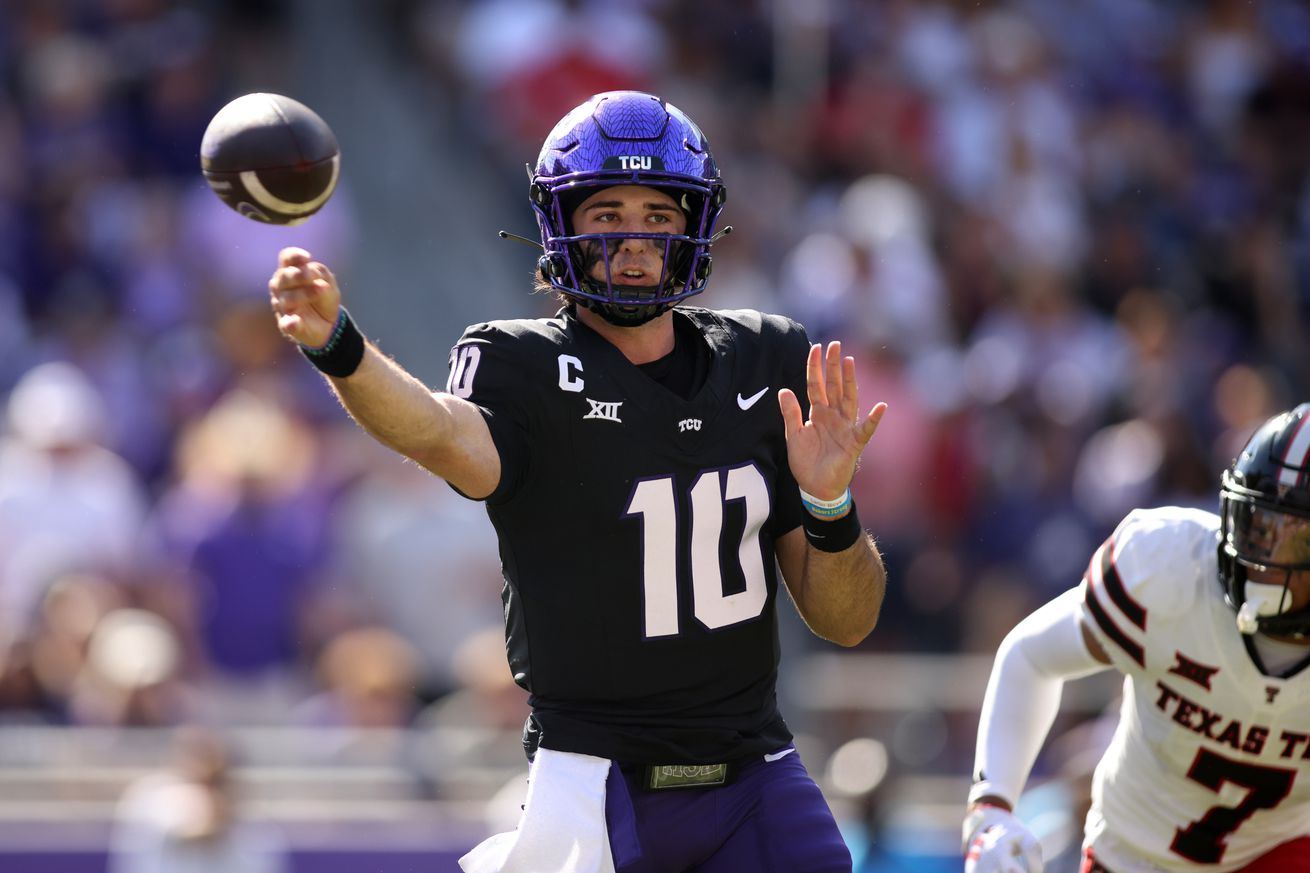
[1167,651,1220,690]
[584,398,623,423]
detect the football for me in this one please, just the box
[200,93,340,225]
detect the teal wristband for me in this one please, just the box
[799,487,852,518]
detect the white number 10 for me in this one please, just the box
[624,464,771,638]
[446,345,481,398]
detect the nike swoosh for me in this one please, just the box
[763,748,796,763]
[737,387,769,410]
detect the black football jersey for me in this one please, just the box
[444,306,811,764]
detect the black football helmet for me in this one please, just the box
[1218,402,1310,638]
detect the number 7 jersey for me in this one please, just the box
[445,306,812,765]
[1079,506,1310,872]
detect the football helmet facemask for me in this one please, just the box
[1219,402,1310,639]
[529,91,726,327]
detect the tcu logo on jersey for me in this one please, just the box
[678,418,702,432]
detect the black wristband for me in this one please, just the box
[802,502,864,553]
[300,307,365,378]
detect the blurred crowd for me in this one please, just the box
[0,0,514,737]
[416,0,1310,651]
[1,0,1309,812]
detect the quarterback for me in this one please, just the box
[268,91,888,872]
[964,404,1310,873]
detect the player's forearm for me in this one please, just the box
[795,534,885,647]
[971,629,1066,807]
[970,589,1108,806]
[322,344,443,448]
[326,345,499,496]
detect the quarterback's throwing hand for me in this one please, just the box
[269,246,341,349]
[778,341,887,500]
[963,805,1043,873]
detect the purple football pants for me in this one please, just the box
[603,747,852,872]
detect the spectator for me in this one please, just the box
[296,626,423,729]
[109,726,288,873]
[331,434,505,699]
[149,388,338,722]
[0,362,149,643]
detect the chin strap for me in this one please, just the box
[571,284,675,327]
[590,302,672,327]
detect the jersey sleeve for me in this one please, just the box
[765,314,812,537]
[1077,507,1204,674]
[444,322,536,504]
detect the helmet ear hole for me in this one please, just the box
[538,253,567,281]
[530,182,552,207]
[694,255,713,283]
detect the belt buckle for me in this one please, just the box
[645,763,729,790]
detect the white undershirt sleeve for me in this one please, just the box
[968,586,1111,808]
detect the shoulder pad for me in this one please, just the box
[699,307,804,342]
[458,315,567,347]
[447,317,568,402]
[1079,506,1218,669]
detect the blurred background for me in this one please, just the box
[1,0,1308,870]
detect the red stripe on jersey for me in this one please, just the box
[1084,580,1145,667]
[1100,539,1146,630]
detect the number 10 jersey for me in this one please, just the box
[445,306,813,765]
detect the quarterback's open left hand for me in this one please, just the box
[778,341,886,500]
[963,804,1043,873]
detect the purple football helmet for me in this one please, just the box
[1219,402,1310,638]
[530,91,727,325]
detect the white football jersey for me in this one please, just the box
[1078,506,1310,872]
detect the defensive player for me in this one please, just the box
[269,91,887,872]
[964,404,1310,873]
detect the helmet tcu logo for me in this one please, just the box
[606,155,659,171]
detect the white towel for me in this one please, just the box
[460,748,617,873]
